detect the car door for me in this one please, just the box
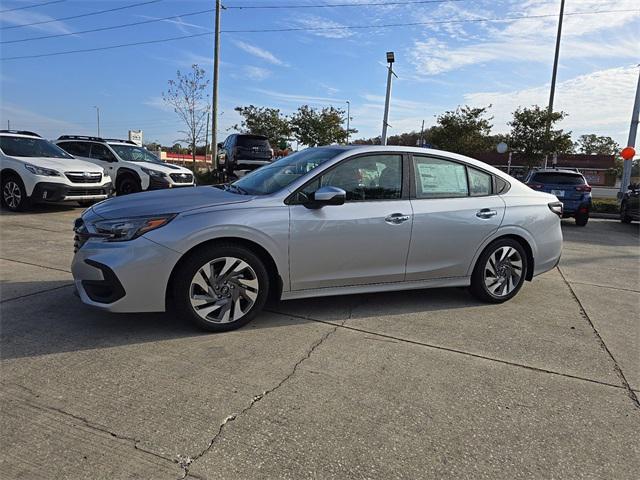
[289,153,412,290]
[89,142,118,175]
[406,155,505,281]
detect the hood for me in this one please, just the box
[90,186,250,219]
[12,156,106,173]
[134,161,191,173]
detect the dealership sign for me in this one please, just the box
[128,130,143,146]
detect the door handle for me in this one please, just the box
[476,208,497,219]
[385,213,411,224]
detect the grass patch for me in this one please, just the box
[592,198,619,214]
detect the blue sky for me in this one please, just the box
[1,0,639,148]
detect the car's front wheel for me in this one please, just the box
[620,202,632,224]
[172,244,269,332]
[469,238,527,303]
[116,175,141,195]
[1,174,29,212]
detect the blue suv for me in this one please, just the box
[526,169,592,226]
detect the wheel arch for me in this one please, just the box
[165,236,283,310]
[469,230,535,282]
[116,167,141,186]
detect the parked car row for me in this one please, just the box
[0,130,195,212]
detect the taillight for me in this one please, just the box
[548,201,563,217]
[575,185,592,192]
[528,183,544,190]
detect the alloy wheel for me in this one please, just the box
[3,181,22,209]
[189,256,259,323]
[483,246,523,297]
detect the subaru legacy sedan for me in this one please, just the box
[72,146,563,332]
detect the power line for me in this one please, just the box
[1,8,214,44]
[2,8,637,61]
[0,0,164,31]
[225,0,468,9]
[0,0,66,14]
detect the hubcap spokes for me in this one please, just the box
[3,182,21,209]
[484,246,523,297]
[189,256,259,323]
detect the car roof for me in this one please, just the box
[532,168,583,175]
[0,130,41,138]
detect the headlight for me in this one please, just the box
[141,167,165,178]
[25,163,60,176]
[91,214,175,242]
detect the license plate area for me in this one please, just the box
[551,189,565,197]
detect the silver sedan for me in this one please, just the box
[72,146,563,331]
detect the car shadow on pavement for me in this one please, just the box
[1,281,482,360]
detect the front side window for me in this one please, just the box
[414,157,468,198]
[0,136,73,159]
[59,141,91,158]
[90,143,116,162]
[110,144,161,163]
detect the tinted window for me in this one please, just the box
[531,172,585,185]
[0,136,73,159]
[237,135,270,148]
[59,141,91,158]
[414,157,468,198]
[468,167,492,196]
[90,143,116,162]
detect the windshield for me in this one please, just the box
[231,147,346,195]
[110,144,162,163]
[0,136,73,159]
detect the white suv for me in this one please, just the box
[0,130,112,212]
[55,136,195,195]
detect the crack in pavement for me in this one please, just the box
[177,311,352,480]
[557,267,640,409]
[0,283,74,303]
[0,257,72,274]
[562,280,640,294]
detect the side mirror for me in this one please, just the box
[306,186,346,208]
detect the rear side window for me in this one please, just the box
[531,173,585,185]
[414,157,468,198]
[60,141,91,158]
[237,136,270,148]
[468,167,492,196]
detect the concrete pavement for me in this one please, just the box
[1,205,638,479]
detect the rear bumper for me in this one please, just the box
[31,182,112,203]
[561,199,591,216]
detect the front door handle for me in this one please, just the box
[385,213,411,224]
[476,208,497,219]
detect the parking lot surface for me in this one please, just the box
[1,205,639,479]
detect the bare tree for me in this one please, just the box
[162,64,210,169]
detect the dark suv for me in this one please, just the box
[217,134,273,175]
[526,169,592,226]
[620,183,639,223]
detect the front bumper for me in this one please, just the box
[32,181,112,203]
[148,176,195,190]
[72,235,181,312]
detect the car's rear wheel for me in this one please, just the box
[575,210,589,226]
[172,244,269,332]
[1,174,29,212]
[469,238,527,303]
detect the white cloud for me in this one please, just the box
[464,65,639,145]
[0,10,73,34]
[233,40,287,66]
[240,66,272,81]
[0,104,87,139]
[293,15,354,39]
[252,88,342,105]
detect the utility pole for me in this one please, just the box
[7,120,10,129]
[211,0,221,172]
[345,100,350,144]
[544,0,564,166]
[93,106,100,137]
[619,67,640,199]
[204,109,210,163]
[419,119,425,147]
[381,51,396,145]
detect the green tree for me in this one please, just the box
[507,105,573,167]
[428,105,494,156]
[290,105,356,146]
[576,134,619,155]
[233,105,291,146]
[162,64,210,169]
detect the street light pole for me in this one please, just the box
[211,0,221,172]
[619,67,640,198]
[544,0,564,165]
[93,106,100,137]
[346,100,350,144]
[381,51,395,145]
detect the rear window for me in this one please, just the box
[531,172,585,185]
[237,136,270,148]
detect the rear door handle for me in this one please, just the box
[476,208,497,219]
[385,213,411,224]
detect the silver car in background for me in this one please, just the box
[72,146,563,332]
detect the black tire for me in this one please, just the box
[575,211,589,226]
[172,243,270,332]
[620,203,632,224]
[1,174,29,212]
[469,238,528,303]
[78,200,97,208]
[116,175,141,195]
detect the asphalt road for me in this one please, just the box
[1,205,638,479]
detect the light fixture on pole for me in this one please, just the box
[381,51,396,145]
[346,100,350,144]
[93,106,100,137]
